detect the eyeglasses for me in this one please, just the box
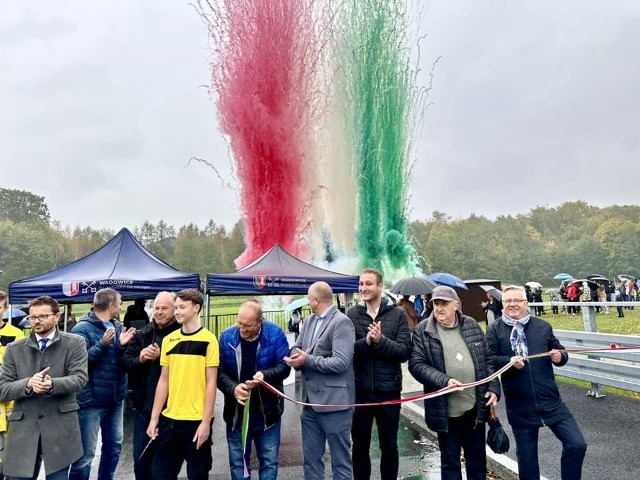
[502,299,527,305]
[27,313,56,322]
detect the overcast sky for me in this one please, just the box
[2,1,639,231]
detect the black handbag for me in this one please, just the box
[486,406,510,454]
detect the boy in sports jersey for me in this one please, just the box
[146,289,219,480]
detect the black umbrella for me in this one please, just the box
[486,406,510,454]
[389,277,437,296]
[573,279,599,290]
[479,284,502,301]
[587,274,609,284]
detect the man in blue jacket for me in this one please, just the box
[486,285,586,480]
[69,288,136,480]
[217,299,291,480]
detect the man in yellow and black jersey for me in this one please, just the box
[0,290,25,455]
[147,289,218,480]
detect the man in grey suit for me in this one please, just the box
[285,281,355,480]
[0,296,88,480]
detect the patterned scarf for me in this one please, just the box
[502,312,531,358]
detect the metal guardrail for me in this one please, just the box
[553,329,640,397]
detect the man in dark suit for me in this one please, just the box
[0,296,88,479]
[285,281,355,480]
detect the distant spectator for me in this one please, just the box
[615,289,625,318]
[524,285,534,303]
[627,281,635,310]
[423,294,434,319]
[398,295,419,331]
[597,284,609,314]
[480,293,502,325]
[124,298,150,329]
[288,306,303,340]
[550,293,559,315]
[58,304,77,331]
[414,295,425,320]
[559,282,568,314]
[565,282,580,316]
[533,287,545,316]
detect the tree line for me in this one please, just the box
[1,188,639,290]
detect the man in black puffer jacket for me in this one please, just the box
[409,285,500,480]
[348,268,411,480]
[122,292,180,480]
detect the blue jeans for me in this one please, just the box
[512,416,586,480]
[69,401,124,480]
[227,420,281,480]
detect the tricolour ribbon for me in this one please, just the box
[242,395,251,477]
[240,344,640,462]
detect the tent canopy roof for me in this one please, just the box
[206,244,359,295]
[9,228,200,304]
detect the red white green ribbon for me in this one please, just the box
[240,344,639,461]
[242,395,251,477]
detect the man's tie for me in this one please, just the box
[39,338,48,352]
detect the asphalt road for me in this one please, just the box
[72,380,445,479]
[48,374,638,479]
[493,382,640,480]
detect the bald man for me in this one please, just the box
[122,292,180,480]
[218,299,291,480]
[285,282,355,480]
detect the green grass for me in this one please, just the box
[544,310,640,335]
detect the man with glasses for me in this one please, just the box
[0,296,88,479]
[285,281,355,480]
[122,292,180,480]
[70,289,136,480]
[486,285,586,480]
[217,299,290,480]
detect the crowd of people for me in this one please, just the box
[0,272,588,480]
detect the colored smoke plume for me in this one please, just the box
[197,0,325,268]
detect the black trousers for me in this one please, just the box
[152,415,213,480]
[512,416,586,480]
[351,389,401,480]
[436,408,486,480]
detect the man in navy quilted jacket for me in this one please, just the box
[69,288,136,480]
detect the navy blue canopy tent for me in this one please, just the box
[206,244,359,295]
[9,228,201,304]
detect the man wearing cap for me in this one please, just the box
[409,285,500,480]
[486,285,586,480]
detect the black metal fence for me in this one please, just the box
[206,308,311,337]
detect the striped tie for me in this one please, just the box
[40,338,48,352]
